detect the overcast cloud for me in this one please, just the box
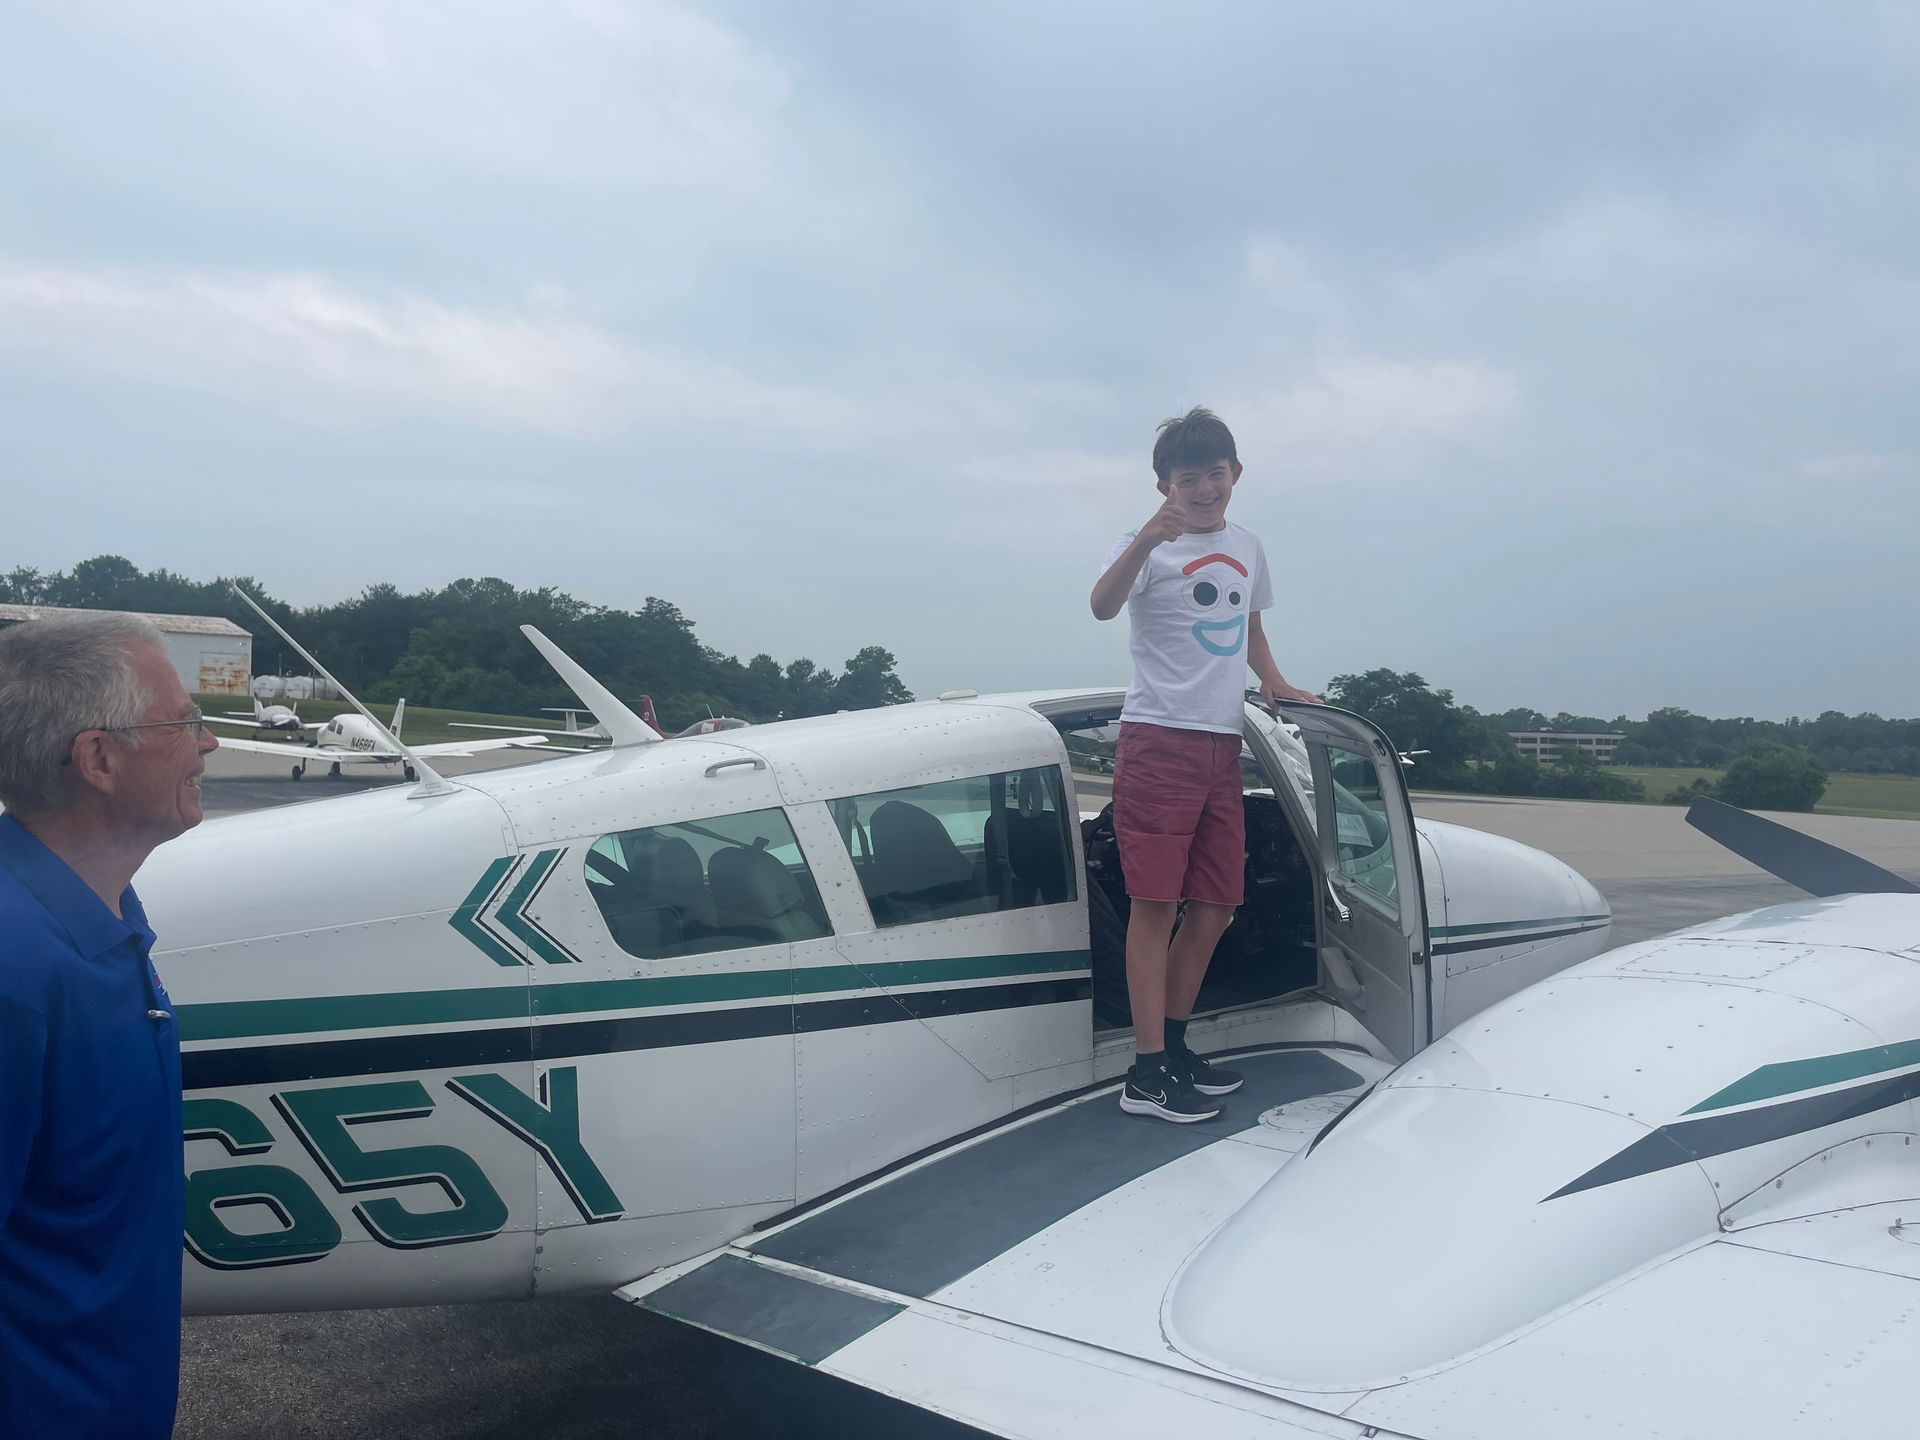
[3,2,1916,718]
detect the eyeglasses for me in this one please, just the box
[62,708,208,764]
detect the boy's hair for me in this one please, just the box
[1151,406,1238,484]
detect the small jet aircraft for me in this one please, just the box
[135,598,1919,1437]
[208,695,554,782]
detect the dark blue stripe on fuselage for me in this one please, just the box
[180,977,1090,1091]
[1432,921,1609,957]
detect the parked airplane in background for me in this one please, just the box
[638,694,751,738]
[221,695,324,733]
[136,593,1920,1438]
[209,695,553,781]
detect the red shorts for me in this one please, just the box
[1111,722,1245,907]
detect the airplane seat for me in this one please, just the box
[709,844,821,943]
[982,811,1020,906]
[868,800,978,921]
[1008,772,1071,905]
[653,835,717,933]
[986,811,1070,907]
[603,833,715,956]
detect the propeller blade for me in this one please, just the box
[1685,797,1918,897]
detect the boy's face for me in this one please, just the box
[1158,457,1241,530]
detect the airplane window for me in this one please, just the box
[585,807,830,959]
[832,766,1078,929]
[1327,750,1398,911]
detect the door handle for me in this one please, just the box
[704,756,766,778]
[1325,877,1351,924]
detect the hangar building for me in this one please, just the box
[0,603,252,696]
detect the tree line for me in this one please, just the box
[5,559,1904,811]
[1323,669,1876,810]
[0,557,911,732]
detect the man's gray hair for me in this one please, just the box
[0,612,166,812]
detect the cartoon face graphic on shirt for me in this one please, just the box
[1181,552,1249,656]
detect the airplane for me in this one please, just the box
[206,697,557,782]
[221,695,324,733]
[140,610,1608,1324]
[131,600,1920,1437]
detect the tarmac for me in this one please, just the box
[173,750,1920,1438]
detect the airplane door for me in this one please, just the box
[1278,704,1431,1062]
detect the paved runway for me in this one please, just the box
[174,759,1920,1438]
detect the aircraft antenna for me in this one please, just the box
[227,585,457,797]
[519,625,664,746]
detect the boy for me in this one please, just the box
[1089,407,1319,1123]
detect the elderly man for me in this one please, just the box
[0,612,218,1439]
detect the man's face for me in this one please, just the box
[113,642,220,842]
[1159,456,1241,530]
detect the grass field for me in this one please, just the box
[193,695,562,749]
[1609,765,1920,821]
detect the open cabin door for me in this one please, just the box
[1273,703,1431,1061]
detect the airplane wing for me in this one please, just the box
[448,722,602,745]
[621,1040,1920,1440]
[623,1048,1402,1439]
[407,735,562,757]
[210,737,393,765]
[206,715,327,732]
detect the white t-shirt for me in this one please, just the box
[1104,521,1274,736]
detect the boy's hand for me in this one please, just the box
[1261,676,1323,707]
[1140,495,1190,548]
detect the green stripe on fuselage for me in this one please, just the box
[175,949,1092,1043]
[1685,1035,1920,1114]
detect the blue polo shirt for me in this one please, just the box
[0,814,183,1440]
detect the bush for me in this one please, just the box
[1536,766,1645,802]
[1716,744,1827,812]
[1661,778,1716,806]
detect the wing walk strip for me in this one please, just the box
[176,950,1092,1090]
[635,1049,1367,1369]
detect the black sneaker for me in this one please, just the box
[1171,1050,1245,1096]
[1120,1064,1221,1124]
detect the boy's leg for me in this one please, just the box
[1111,724,1221,1121]
[1111,723,1210,1059]
[1119,895,1219,1122]
[1124,898,1180,1053]
[1161,733,1249,1095]
[1165,900,1236,1021]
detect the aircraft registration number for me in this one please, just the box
[182,1065,624,1271]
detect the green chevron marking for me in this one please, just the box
[449,857,525,968]
[1685,1035,1920,1114]
[497,849,579,966]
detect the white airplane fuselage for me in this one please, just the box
[137,691,1613,1316]
[308,713,396,757]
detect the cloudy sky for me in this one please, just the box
[4,2,1917,719]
